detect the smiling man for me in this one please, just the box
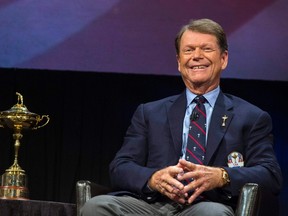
[176,24,228,96]
[81,18,282,216]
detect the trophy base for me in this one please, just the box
[0,186,29,200]
[0,171,29,200]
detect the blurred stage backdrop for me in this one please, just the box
[0,0,287,215]
[1,0,288,80]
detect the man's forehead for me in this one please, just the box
[180,31,218,44]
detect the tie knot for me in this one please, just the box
[194,95,206,104]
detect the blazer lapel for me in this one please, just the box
[205,92,234,165]
[167,91,187,158]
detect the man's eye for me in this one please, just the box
[184,48,193,53]
[203,47,214,52]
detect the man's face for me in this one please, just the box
[177,30,228,93]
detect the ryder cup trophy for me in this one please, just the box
[0,92,49,199]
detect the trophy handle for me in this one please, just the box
[32,115,50,130]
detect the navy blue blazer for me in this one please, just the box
[109,90,282,207]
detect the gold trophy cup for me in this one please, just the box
[0,92,49,199]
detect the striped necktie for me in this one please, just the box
[186,95,206,165]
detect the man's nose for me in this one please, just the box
[192,48,203,59]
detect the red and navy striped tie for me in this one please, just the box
[186,95,206,165]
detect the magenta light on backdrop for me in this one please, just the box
[0,0,287,81]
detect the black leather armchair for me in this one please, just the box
[76,181,260,216]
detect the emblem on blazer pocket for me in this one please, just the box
[227,152,244,168]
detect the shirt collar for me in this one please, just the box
[186,86,220,108]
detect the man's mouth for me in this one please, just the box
[191,65,207,69]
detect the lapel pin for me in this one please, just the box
[222,115,228,127]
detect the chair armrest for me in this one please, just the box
[235,183,259,216]
[76,180,111,216]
